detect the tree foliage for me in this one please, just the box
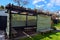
[0,5,4,9]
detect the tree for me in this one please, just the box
[34,8,37,12]
[13,0,21,6]
[0,5,4,9]
[13,0,29,6]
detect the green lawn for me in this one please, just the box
[20,32,60,40]
[53,23,60,30]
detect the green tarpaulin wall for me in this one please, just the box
[37,15,51,32]
[11,14,36,27]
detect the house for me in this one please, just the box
[0,10,9,39]
[0,10,8,31]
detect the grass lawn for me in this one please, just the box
[20,32,60,40]
[53,23,60,30]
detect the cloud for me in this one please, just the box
[47,3,53,7]
[49,0,60,6]
[46,3,54,9]
[33,0,60,10]
[46,0,60,9]
[55,0,60,6]
[36,4,44,8]
[33,0,45,4]
[44,1,47,3]
[33,0,46,8]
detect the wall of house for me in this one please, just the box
[0,16,7,30]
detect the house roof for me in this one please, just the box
[0,10,8,16]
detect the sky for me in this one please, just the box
[0,0,60,11]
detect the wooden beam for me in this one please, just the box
[8,10,11,39]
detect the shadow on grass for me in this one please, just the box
[20,31,60,40]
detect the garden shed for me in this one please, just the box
[6,4,53,39]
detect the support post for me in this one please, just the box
[8,10,11,39]
[36,13,38,32]
[26,12,28,27]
